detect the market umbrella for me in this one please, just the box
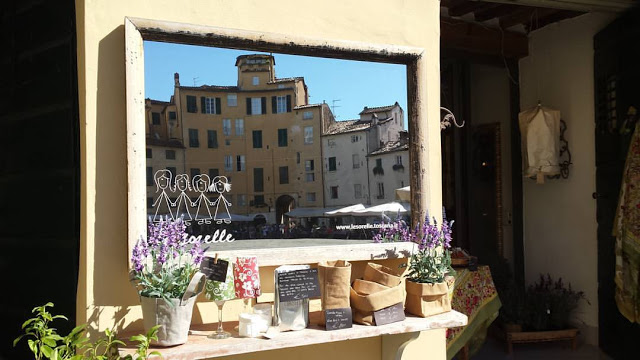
[395,186,410,201]
[324,204,366,216]
[349,201,410,217]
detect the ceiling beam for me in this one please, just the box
[499,7,557,29]
[473,4,519,22]
[471,0,632,13]
[527,9,584,30]
[440,17,529,58]
[448,2,486,17]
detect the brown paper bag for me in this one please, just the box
[405,280,451,317]
[352,279,389,295]
[363,263,403,287]
[318,260,352,325]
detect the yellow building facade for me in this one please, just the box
[149,54,330,224]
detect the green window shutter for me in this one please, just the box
[286,95,292,112]
[271,96,277,114]
[246,98,251,115]
[261,97,267,114]
[215,98,222,114]
[201,97,206,113]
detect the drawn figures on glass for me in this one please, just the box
[234,256,261,299]
[173,174,194,225]
[152,170,174,222]
[150,170,234,225]
[210,176,232,224]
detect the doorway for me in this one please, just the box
[275,195,295,225]
[594,8,640,358]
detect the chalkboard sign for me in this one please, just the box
[373,302,405,326]
[200,257,229,282]
[277,268,321,302]
[325,308,352,331]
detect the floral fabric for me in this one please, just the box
[233,256,261,299]
[614,122,640,323]
[446,266,501,360]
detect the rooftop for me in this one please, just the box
[269,77,303,84]
[359,102,400,115]
[368,139,409,156]
[323,119,371,135]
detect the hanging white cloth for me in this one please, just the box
[518,105,562,181]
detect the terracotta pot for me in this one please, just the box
[405,280,451,317]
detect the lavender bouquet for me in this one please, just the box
[131,217,205,303]
[374,212,455,284]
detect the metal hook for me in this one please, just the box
[440,107,465,129]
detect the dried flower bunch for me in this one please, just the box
[374,211,454,284]
[131,217,205,302]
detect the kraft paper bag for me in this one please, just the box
[318,260,352,325]
[405,280,451,318]
[350,263,405,326]
[364,263,403,287]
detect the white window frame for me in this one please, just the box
[236,155,246,171]
[204,97,216,114]
[306,172,315,182]
[351,135,359,143]
[227,93,237,107]
[396,155,402,165]
[354,184,362,199]
[304,126,313,144]
[352,154,360,169]
[303,111,313,120]
[305,160,314,171]
[235,118,244,136]
[377,182,385,198]
[306,192,316,202]
[251,97,262,115]
[222,118,231,136]
[224,155,233,172]
[276,95,287,113]
[252,76,259,85]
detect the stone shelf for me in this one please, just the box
[204,239,415,267]
[118,310,467,360]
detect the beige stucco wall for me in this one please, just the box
[519,12,616,345]
[75,0,442,357]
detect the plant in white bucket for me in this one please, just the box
[130,217,206,346]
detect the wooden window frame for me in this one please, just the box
[125,17,435,265]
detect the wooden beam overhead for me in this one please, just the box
[473,4,518,22]
[527,9,583,30]
[448,2,486,17]
[499,7,557,29]
[440,17,529,59]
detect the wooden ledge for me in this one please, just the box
[204,239,415,266]
[119,310,467,360]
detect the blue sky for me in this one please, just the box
[144,41,408,122]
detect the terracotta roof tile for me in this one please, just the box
[359,102,399,115]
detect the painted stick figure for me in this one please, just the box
[152,169,175,222]
[209,176,232,224]
[172,174,193,226]
[192,174,214,225]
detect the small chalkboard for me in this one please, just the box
[325,308,352,331]
[200,257,229,282]
[373,302,405,326]
[277,268,321,302]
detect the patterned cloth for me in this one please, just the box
[233,256,261,299]
[446,266,501,360]
[204,257,236,301]
[614,122,640,323]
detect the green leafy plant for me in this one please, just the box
[13,302,87,360]
[14,303,162,360]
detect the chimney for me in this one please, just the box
[372,113,378,125]
[174,73,180,86]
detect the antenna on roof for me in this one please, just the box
[331,99,341,119]
[192,77,199,86]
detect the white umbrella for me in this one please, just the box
[395,186,410,201]
[350,201,410,217]
[324,204,366,216]
[285,207,338,218]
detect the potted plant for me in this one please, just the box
[130,217,206,346]
[374,213,455,317]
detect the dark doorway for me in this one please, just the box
[594,7,640,358]
[275,195,295,225]
[0,0,80,358]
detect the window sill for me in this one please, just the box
[118,310,467,359]
[203,239,414,267]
